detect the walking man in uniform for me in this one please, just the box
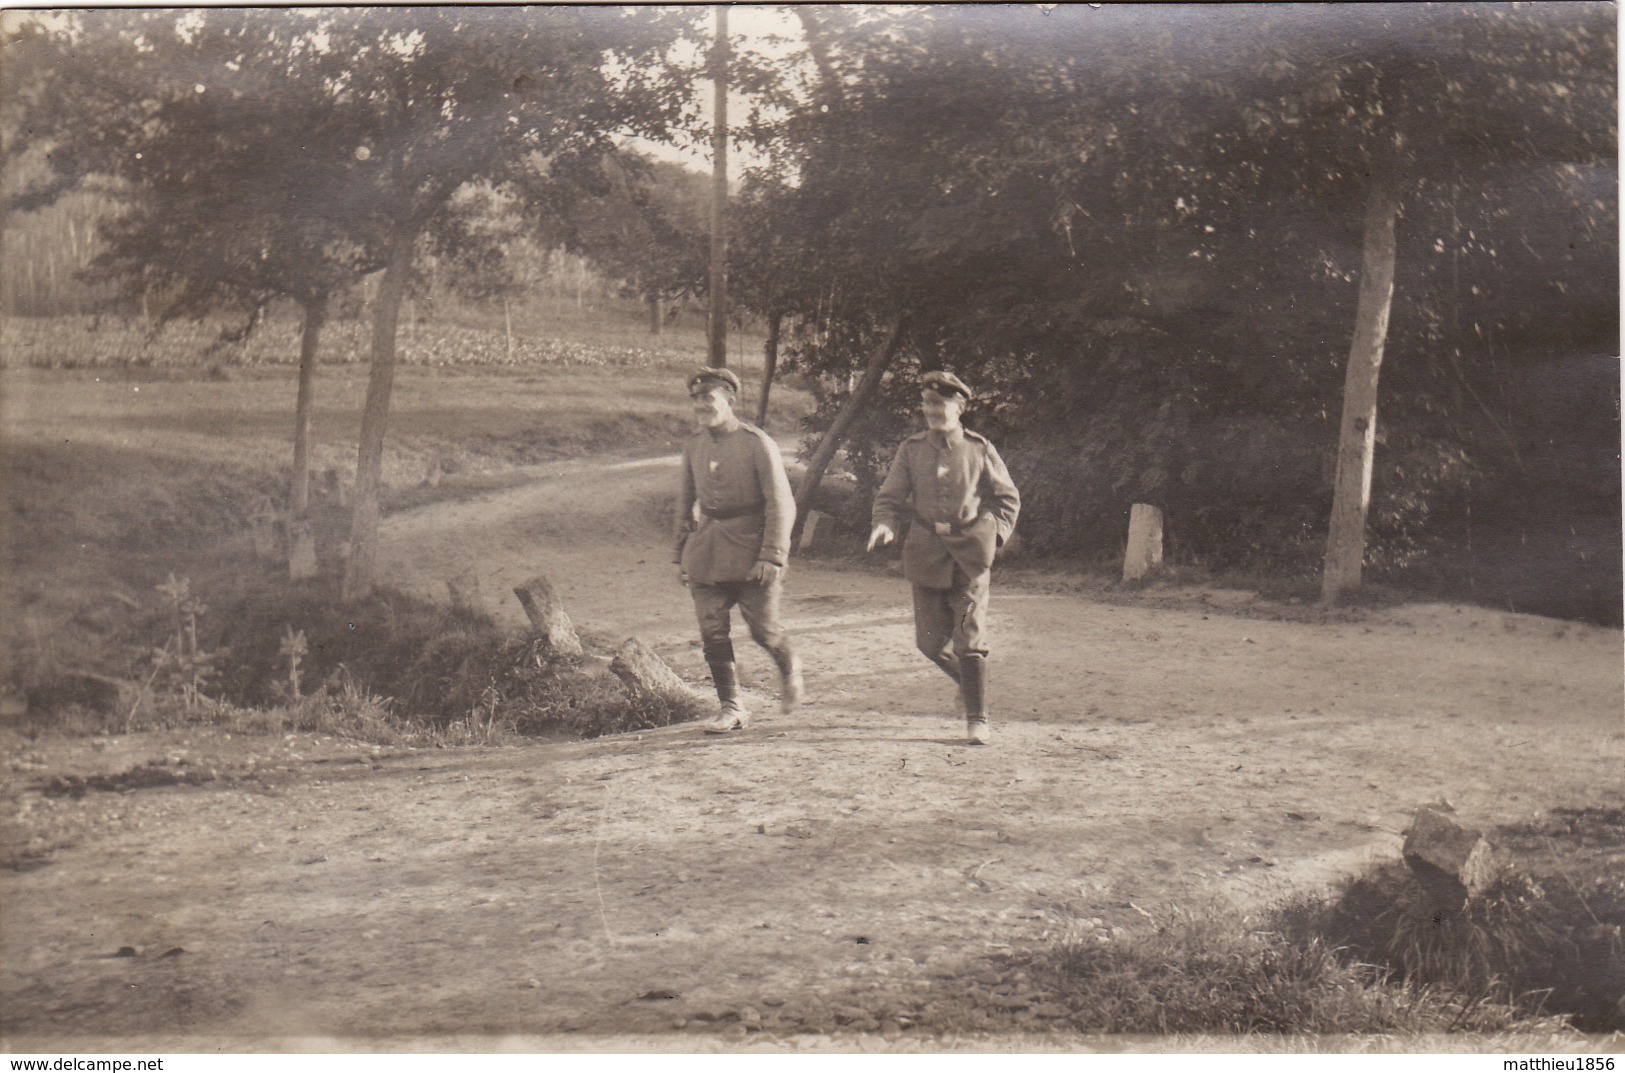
[675,367,805,733]
[868,371,1020,744]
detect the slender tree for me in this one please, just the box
[13,8,699,599]
[9,10,376,559]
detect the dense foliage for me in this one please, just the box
[4,6,1616,609]
[734,5,1617,590]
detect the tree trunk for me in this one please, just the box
[648,294,664,335]
[343,224,417,601]
[503,295,513,362]
[755,309,782,429]
[791,315,908,544]
[707,4,730,368]
[289,293,327,521]
[1321,172,1400,603]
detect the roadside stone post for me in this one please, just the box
[1123,503,1164,581]
[252,509,283,562]
[797,510,832,553]
[322,468,353,507]
[447,567,482,615]
[1403,807,1509,900]
[287,519,319,580]
[512,576,583,658]
[609,637,697,704]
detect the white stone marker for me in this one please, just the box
[1123,503,1164,581]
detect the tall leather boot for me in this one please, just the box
[927,652,964,715]
[770,647,804,715]
[704,659,750,733]
[960,654,989,745]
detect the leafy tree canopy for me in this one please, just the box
[734,3,1615,573]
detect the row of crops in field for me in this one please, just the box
[0,315,695,370]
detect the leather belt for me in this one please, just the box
[917,514,971,536]
[702,503,764,522]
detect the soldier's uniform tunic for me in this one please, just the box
[872,425,1021,676]
[674,415,796,669]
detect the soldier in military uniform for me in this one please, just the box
[868,371,1020,744]
[675,367,804,733]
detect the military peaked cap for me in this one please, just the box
[920,370,972,401]
[688,366,741,394]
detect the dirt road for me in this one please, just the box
[3,450,1621,1051]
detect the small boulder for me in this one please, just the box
[1403,806,1507,899]
[609,638,696,704]
[512,576,583,658]
[447,568,482,614]
[288,520,319,580]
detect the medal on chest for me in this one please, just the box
[708,459,720,474]
[936,463,950,480]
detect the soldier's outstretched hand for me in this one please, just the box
[867,524,895,552]
[749,560,784,584]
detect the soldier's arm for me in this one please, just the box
[980,442,1021,544]
[754,432,795,567]
[871,441,914,535]
[673,442,697,564]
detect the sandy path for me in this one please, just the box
[3,450,1621,1051]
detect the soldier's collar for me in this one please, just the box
[930,426,966,447]
[706,415,742,436]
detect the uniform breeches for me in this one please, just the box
[690,579,793,668]
[912,565,990,679]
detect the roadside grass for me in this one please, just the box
[10,542,709,744]
[1025,807,1625,1037]
[1033,906,1539,1035]
[213,580,707,741]
[1298,808,1625,1033]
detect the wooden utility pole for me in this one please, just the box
[707,4,729,368]
[1322,170,1400,603]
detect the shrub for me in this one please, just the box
[212,580,704,740]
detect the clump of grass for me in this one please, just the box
[1032,906,1533,1035]
[394,626,706,740]
[1297,826,1625,1031]
[12,574,705,743]
[225,669,414,743]
[1032,805,1625,1037]
[211,579,704,742]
